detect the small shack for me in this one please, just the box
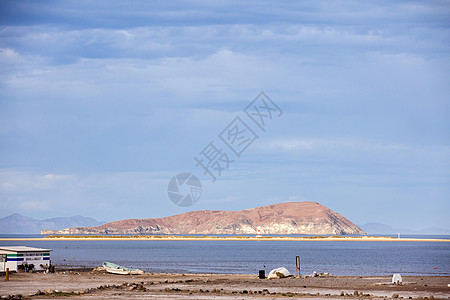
[0,246,52,272]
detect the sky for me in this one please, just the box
[0,0,449,230]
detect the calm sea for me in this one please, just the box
[1,235,449,276]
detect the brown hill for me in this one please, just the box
[41,202,365,235]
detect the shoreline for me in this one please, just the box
[0,235,449,242]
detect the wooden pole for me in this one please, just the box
[296,256,300,277]
[5,268,9,281]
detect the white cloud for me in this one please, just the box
[34,174,76,189]
[0,48,20,60]
[0,182,16,191]
[258,137,450,158]
[19,200,48,211]
[259,138,407,153]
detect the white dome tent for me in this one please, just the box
[268,267,291,279]
[392,274,402,285]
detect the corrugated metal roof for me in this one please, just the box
[0,246,52,252]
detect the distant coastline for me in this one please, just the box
[0,235,448,242]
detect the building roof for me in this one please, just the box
[0,246,52,252]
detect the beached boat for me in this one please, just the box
[102,262,144,275]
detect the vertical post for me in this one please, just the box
[5,268,9,281]
[296,256,300,277]
[257,226,261,237]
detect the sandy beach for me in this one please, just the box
[1,270,449,299]
[1,235,449,242]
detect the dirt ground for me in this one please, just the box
[1,270,449,299]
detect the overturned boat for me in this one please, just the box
[102,261,145,275]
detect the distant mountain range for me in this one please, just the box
[360,222,450,235]
[42,201,366,235]
[0,214,104,234]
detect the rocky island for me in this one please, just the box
[42,202,365,235]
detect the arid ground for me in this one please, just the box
[1,270,449,299]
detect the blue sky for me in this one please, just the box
[0,0,449,230]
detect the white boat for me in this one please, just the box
[102,262,144,275]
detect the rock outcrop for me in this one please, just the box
[41,201,366,235]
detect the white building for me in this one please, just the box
[0,246,52,272]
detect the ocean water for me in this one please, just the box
[1,236,449,276]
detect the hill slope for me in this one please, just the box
[42,202,365,235]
